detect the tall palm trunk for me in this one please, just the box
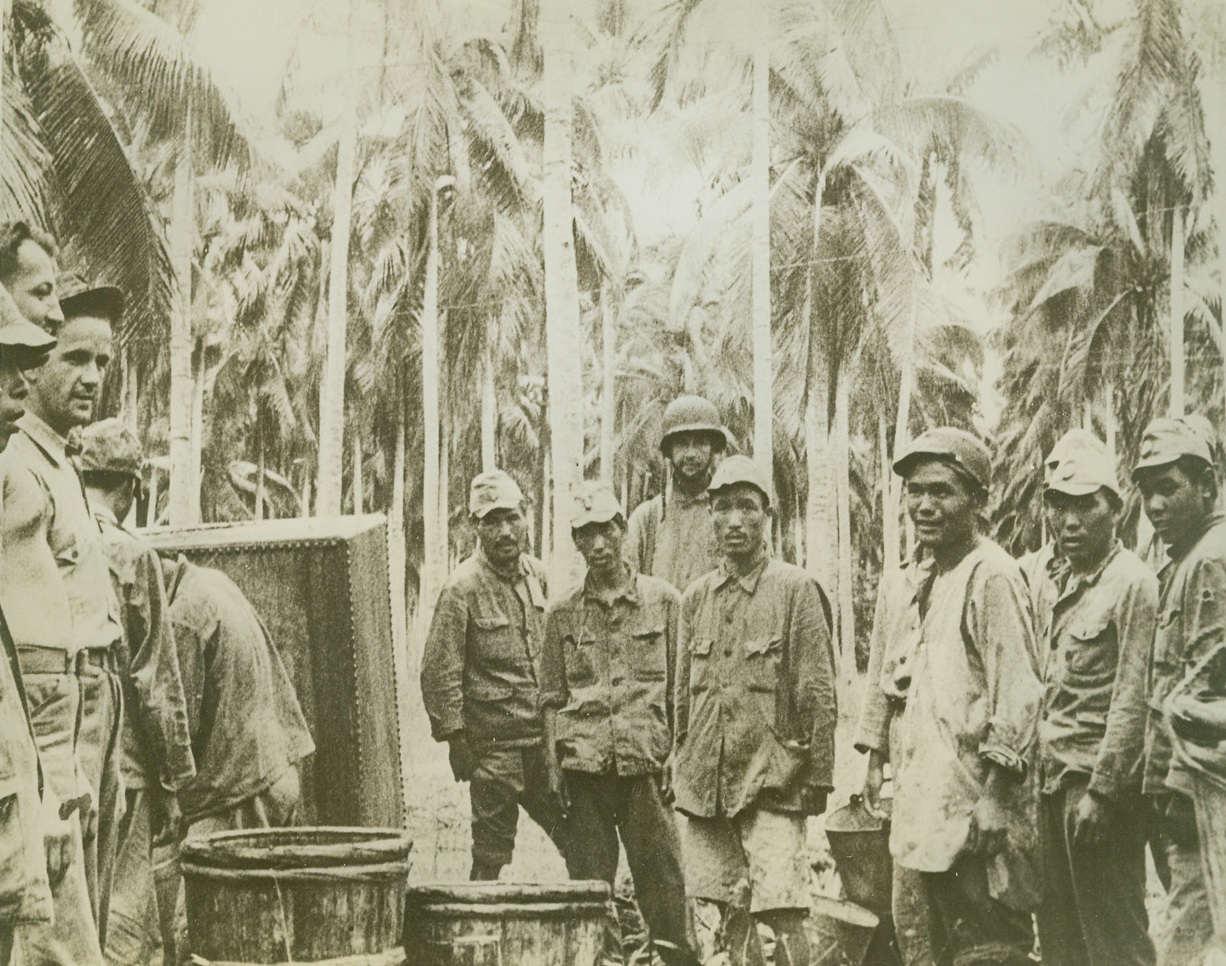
[316,4,357,517]
[600,286,617,483]
[421,186,448,619]
[254,421,266,521]
[481,337,497,470]
[352,433,364,514]
[879,412,897,572]
[189,337,205,517]
[750,16,772,478]
[834,375,856,694]
[1168,204,1186,416]
[542,3,585,587]
[893,311,917,564]
[167,109,195,525]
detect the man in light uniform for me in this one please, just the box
[625,395,726,593]
[79,420,195,966]
[862,427,1041,966]
[0,284,59,966]
[541,481,697,966]
[1132,415,1226,964]
[0,224,105,966]
[1034,429,1156,966]
[673,455,837,966]
[5,270,127,943]
[421,470,567,880]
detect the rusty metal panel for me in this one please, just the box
[145,515,406,828]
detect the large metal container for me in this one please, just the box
[824,795,893,916]
[146,515,406,828]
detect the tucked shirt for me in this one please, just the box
[7,414,122,652]
[1147,513,1226,796]
[163,556,314,823]
[420,549,548,745]
[888,536,1042,909]
[0,457,74,652]
[1039,542,1156,799]
[625,488,721,594]
[674,557,837,819]
[539,568,679,776]
[95,506,195,792]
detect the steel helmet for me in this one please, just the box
[660,395,728,456]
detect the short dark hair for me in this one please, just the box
[0,222,57,287]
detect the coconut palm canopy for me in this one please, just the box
[10,0,1225,655]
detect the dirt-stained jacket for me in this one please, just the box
[539,569,679,775]
[673,558,837,819]
[162,556,314,823]
[625,489,720,594]
[95,506,195,793]
[421,550,548,745]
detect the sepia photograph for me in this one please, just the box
[0,0,1223,963]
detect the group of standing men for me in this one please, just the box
[424,389,1226,966]
[0,222,314,966]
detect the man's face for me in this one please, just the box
[0,349,39,450]
[667,431,717,485]
[27,314,112,434]
[1138,462,1214,550]
[1045,489,1117,570]
[573,519,625,576]
[904,460,979,555]
[6,240,62,331]
[476,506,528,567]
[711,484,769,560]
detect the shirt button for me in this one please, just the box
[724,612,733,623]
[611,676,623,685]
[724,647,733,657]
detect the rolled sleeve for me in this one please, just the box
[855,575,896,755]
[420,586,468,740]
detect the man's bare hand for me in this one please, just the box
[152,791,184,846]
[966,793,1009,857]
[862,749,888,819]
[1072,788,1109,848]
[43,813,72,887]
[447,732,476,782]
[1169,695,1226,746]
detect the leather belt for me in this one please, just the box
[17,647,80,676]
[81,648,117,671]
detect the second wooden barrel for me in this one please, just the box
[403,881,611,966]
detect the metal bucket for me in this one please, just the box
[824,795,893,916]
[807,896,880,966]
[403,881,610,966]
[181,827,412,963]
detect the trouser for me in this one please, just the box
[917,854,1033,966]
[1155,791,1216,966]
[16,671,104,966]
[104,789,162,966]
[894,862,935,966]
[564,771,697,966]
[1190,775,1226,957]
[1,923,12,966]
[1036,779,1154,966]
[468,744,567,874]
[78,659,124,945]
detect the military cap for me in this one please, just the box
[0,283,55,351]
[1045,429,1119,498]
[708,454,773,505]
[79,418,143,480]
[57,272,125,322]
[469,470,525,519]
[571,481,623,530]
[1132,415,1217,480]
[893,426,990,491]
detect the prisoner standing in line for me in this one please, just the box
[420,470,567,880]
[540,481,698,966]
[673,455,837,966]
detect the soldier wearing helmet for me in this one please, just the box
[625,395,727,594]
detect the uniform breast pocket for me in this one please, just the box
[49,525,81,573]
[689,638,713,691]
[630,625,667,682]
[743,636,783,693]
[472,612,515,666]
[564,636,600,688]
[1064,616,1116,687]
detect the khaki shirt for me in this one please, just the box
[1039,542,1156,799]
[625,489,720,594]
[1147,514,1226,796]
[163,557,314,823]
[674,558,837,818]
[856,557,925,756]
[96,507,195,792]
[421,550,548,745]
[888,536,1042,909]
[1019,542,1059,676]
[539,569,679,776]
[7,414,121,652]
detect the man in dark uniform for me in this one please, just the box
[625,395,727,594]
[541,481,697,966]
[674,455,837,966]
[421,470,567,880]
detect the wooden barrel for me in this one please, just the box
[403,881,611,966]
[181,827,412,964]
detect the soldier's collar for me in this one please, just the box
[717,555,769,594]
[667,485,709,508]
[17,411,75,466]
[1058,540,1121,596]
[582,564,640,608]
[479,547,527,582]
[1166,511,1225,562]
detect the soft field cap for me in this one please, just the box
[708,454,773,505]
[1132,415,1217,480]
[79,418,143,479]
[893,426,990,490]
[571,481,623,529]
[1045,429,1118,497]
[469,470,525,518]
[57,272,125,322]
[0,284,55,351]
